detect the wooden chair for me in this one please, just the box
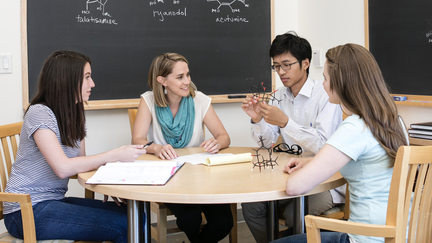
[127,109,238,243]
[305,145,432,243]
[0,122,104,243]
[0,122,37,242]
[278,186,349,237]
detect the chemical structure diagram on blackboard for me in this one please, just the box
[82,0,111,17]
[149,0,180,6]
[247,78,283,105]
[207,0,249,13]
[251,136,279,172]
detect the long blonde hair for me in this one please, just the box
[326,44,407,165]
[148,53,197,107]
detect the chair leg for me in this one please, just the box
[151,202,168,243]
[84,188,95,199]
[229,203,238,243]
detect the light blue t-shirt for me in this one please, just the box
[326,114,393,243]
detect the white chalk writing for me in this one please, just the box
[153,7,187,21]
[208,0,249,13]
[83,0,111,17]
[149,0,180,6]
[216,14,248,23]
[76,15,118,25]
[78,0,118,25]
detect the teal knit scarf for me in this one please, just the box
[155,96,195,148]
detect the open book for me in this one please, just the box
[86,161,185,185]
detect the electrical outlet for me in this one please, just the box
[0,54,12,74]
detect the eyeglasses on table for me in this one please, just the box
[273,143,303,155]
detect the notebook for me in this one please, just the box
[408,129,432,136]
[409,133,432,140]
[86,161,185,186]
[410,121,432,131]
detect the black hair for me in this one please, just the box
[269,31,312,75]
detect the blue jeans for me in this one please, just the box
[5,197,143,243]
[271,232,350,243]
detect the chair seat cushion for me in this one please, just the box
[321,204,345,215]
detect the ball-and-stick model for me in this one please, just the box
[248,79,282,105]
[251,136,279,172]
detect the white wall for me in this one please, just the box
[2,0,432,234]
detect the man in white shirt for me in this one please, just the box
[241,32,344,243]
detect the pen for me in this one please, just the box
[142,141,154,149]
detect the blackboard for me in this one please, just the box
[368,0,432,96]
[23,0,273,109]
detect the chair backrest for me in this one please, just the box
[127,109,138,135]
[0,121,23,218]
[387,145,432,242]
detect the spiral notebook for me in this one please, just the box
[86,161,185,186]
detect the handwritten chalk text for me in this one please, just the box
[153,8,187,21]
[76,15,118,25]
[215,15,248,23]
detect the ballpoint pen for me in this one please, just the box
[142,141,154,149]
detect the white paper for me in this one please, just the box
[86,161,182,185]
[174,152,233,165]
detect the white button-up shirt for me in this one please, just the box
[250,77,345,203]
[251,77,342,154]
[251,78,345,203]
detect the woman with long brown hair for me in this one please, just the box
[4,50,147,243]
[271,43,407,243]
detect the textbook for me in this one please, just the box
[410,122,432,131]
[408,129,432,136]
[174,152,253,166]
[409,133,432,140]
[86,161,184,185]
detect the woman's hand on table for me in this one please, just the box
[200,137,220,154]
[103,195,127,206]
[154,144,179,160]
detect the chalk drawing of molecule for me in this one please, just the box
[82,0,111,17]
[149,0,180,6]
[207,0,249,13]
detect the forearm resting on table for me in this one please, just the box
[215,133,230,149]
[53,150,123,179]
[285,145,350,196]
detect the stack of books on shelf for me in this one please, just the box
[408,122,432,140]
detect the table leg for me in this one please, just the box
[293,196,309,234]
[266,201,279,242]
[127,200,144,243]
[144,201,151,243]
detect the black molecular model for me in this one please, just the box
[251,136,279,172]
